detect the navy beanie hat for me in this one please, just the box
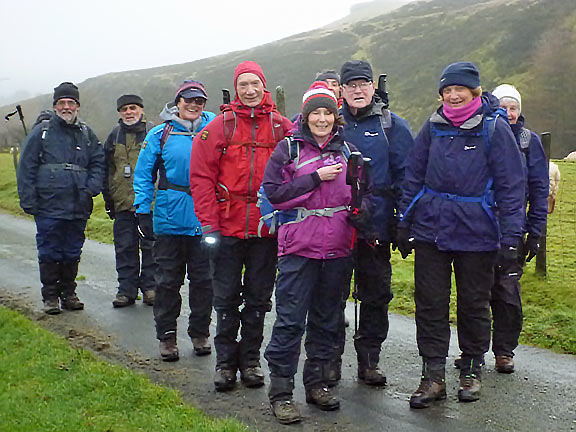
[438,62,480,94]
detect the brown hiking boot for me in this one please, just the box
[458,374,482,402]
[326,360,342,387]
[191,337,211,356]
[358,366,387,386]
[142,290,155,306]
[495,355,515,374]
[159,337,179,362]
[270,399,302,424]
[43,298,61,315]
[410,378,447,409]
[214,368,237,391]
[305,386,340,411]
[240,366,265,388]
[112,294,135,308]
[61,295,84,311]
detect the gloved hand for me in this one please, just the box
[496,244,518,267]
[396,227,414,259]
[523,234,540,263]
[389,219,399,251]
[105,201,115,220]
[348,208,371,232]
[136,213,155,241]
[202,230,221,248]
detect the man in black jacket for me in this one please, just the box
[17,82,105,314]
[103,95,156,308]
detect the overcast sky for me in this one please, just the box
[0,0,369,105]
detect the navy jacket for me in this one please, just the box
[511,116,548,238]
[17,114,104,220]
[341,97,414,242]
[399,93,525,251]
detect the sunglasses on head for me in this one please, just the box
[182,97,206,105]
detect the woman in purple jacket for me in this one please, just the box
[263,82,364,424]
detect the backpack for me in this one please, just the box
[256,137,352,236]
[35,114,93,165]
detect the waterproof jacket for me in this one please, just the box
[189,91,293,238]
[17,114,104,220]
[103,116,152,213]
[133,105,216,236]
[262,123,354,259]
[510,116,548,238]
[341,96,414,242]
[399,93,525,251]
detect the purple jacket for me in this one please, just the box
[262,123,354,259]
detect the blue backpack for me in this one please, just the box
[257,136,352,236]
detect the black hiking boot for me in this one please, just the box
[305,386,340,411]
[214,368,237,391]
[270,399,302,424]
[326,359,342,387]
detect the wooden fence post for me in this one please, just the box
[275,86,286,117]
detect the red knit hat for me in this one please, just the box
[301,81,338,119]
[233,61,267,89]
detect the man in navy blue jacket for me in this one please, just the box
[489,84,548,373]
[17,82,104,315]
[338,60,415,386]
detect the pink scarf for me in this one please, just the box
[442,97,482,127]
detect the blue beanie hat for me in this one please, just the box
[438,62,480,94]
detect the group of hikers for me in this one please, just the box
[16,58,549,425]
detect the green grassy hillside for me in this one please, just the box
[1,0,575,157]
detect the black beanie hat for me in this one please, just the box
[315,70,340,84]
[53,82,80,105]
[340,60,373,85]
[438,62,480,94]
[116,94,144,111]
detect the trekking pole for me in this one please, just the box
[376,74,389,109]
[536,132,551,276]
[275,86,286,117]
[4,104,28,135]
[220,89,230,113]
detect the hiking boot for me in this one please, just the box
[458,374,482,402]
[270,399,302,424]
[159,337,179,362]
[112,294,135,308]
[495,355,515,374]
[305,386,340,411]
[191,337,211,356]
[410,378,447,409]
[214,368,237,392]
[240,366,265,388]
[358,366,387,386]
[61,295,84,311]
[326,360,342,387]
[43,298,61,315]
[454,355,485,369]
[142,290,155,306]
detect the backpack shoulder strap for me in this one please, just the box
[286,136,299,164]
[341,141,352,161]
[222,110,237,146]
[271,111,285,143]
[159,121,173,151]
[379,108,392,143]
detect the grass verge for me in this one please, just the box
[0,306,247,432]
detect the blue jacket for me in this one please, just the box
[511,116,548,238]
[399,93,525,251]
[341,97,414,242]
[133,105,216,236]
[17,114,104,220]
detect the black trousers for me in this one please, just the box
[491,257,524,357]
[113,211,156,299]
[352,240,393,367]
[414,242,496,367]
[265,255,353,391]
[153,235,212,341]
[211,236,277,371]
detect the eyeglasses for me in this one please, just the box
[182,97,206,105]
[55,100,78,108]
[119,104,141,112]
[342,81,372,91]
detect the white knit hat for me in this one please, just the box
[492,84,522,113]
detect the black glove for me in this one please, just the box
[136,213,155,241]
[396,227,414,259]
[523,234,540,263]
[104,201,115,220]
[202,230,221,248]
[348,208,371,232]
[496,244,518,267]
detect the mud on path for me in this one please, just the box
[1,212,576,432]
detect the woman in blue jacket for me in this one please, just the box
[133,80,216,361]
[397,62,525,407]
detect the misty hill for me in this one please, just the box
[2,0,575,157]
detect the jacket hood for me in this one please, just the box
[230,90,277,117]
[160,103,202,131]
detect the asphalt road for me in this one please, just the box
[1,212,575,431]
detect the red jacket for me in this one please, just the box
[190,91,293,238]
